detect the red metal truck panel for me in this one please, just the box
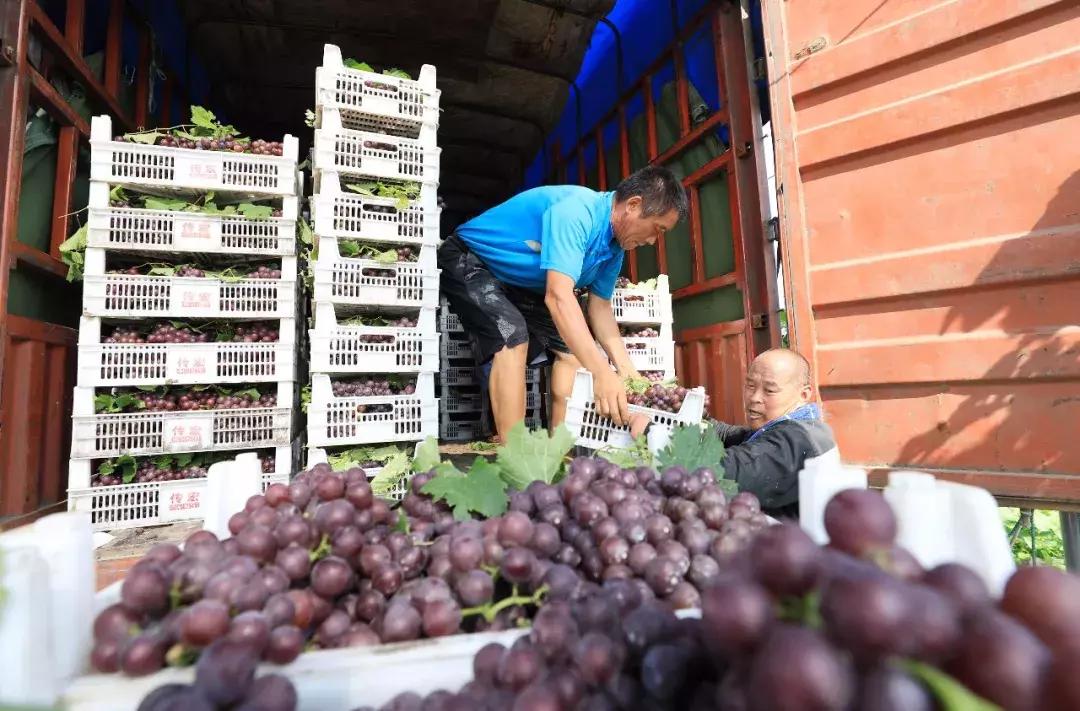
[762,0,1080,506]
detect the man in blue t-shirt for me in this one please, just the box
[438,166,687,441]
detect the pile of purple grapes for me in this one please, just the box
[625,384,691,414]
[331,377,418,398]
[96,457,764,683]
[374,490,1080,711]
[103,321,280,345]
[102,387,277,413]
[114,134,285,156]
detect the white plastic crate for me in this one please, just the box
[312,235,438,310]
[564,368,705,450]
[624,338,676,374]
[85,192,297,259]
[305,446,413,501]
[306,373,437,447]
[310,302,438,374]
[311,171,439,246]
[66,448,290,532]
[611,274,673,325]
[316,44,439,141]
[76,317,296,387]
[69,383,293,459]
[89,115,299,197]
[81,261,297,319]
[313,109,440,185]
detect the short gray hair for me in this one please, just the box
[614,166,689,222]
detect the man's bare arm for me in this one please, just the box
[588,293,638,378]
[545,271,630,424]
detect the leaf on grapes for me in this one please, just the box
[153,454,175,469]
[371,248,398,265]
[900,660,1002,711]
[144,196,189,212]
[114,393,141,411]
[470,441,498,452]
[190,105,218,131]
[412,436,441,473]
[115,455,138,484]
[338,240,361,257]
[421,458,508,520]
[624,376,651,395]
[109,185,128,202]
[304,109,316,128]
[383,68,412,80]
[174,452,195,467]
[370,452,411,497]
[94,394,115,413]
[234,387,261,400]
[368,445,405,462]
[148,265,176,276]
[392,509,411,534]
[300,384,311,414]
[236,203,273,219]
[655,424,726,479]
[345,181,378,197]
[495,422,575,489]
[124,130,164,145]
[298,218,314,246]
[598,435,652,468]
[343,58,375,72]
[59,224,89,282]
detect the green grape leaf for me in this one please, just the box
[233,388,261,400]
[304,109,316,128]
[153,454,175,469]
[393,508,411,534]
[598,435,652,468]
[109,185,128,202]
[147,265,177,277]
[124,130,164,145]
[94,394,116,413]
[344,58,375,72]
[59,224,89,282]
[345,181,378,197]
[655,424,726,479]
[495,422,575,489]
[900,660,1001,711]
[116,455,138,483]
[144,196,190,212]
[190,105,217,131]
[300,384,311,414]
[368,444,405,462]
[174,451,194,469]
[421,458,508,521]
[114,393,141,412]
[470,441,498,452]
[371,248,399,265]
[412,437,441,473]
[383,68,412,80]
[370,452,411,497]
[236,203,273,219]
[624,376,651,395]
[338,240,362,258]
[298,218,314,246]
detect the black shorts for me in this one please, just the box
[438,234,570,365]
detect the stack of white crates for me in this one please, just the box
[306,45,441,478]
[438,298,545,441]
[610,274,675,379]
[68,115,300,531]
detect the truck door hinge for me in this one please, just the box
[735,141,753,159]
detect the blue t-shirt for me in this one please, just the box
[454,185,625,300]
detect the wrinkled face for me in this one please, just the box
[612,196,680,250]
[744,353,812,429]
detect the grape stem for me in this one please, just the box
[309,534,331,562]
[461,584,549,623]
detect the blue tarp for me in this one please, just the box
[523,0,768,189]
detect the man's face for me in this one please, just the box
[744,352,812,429]
[613,196,679,250]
